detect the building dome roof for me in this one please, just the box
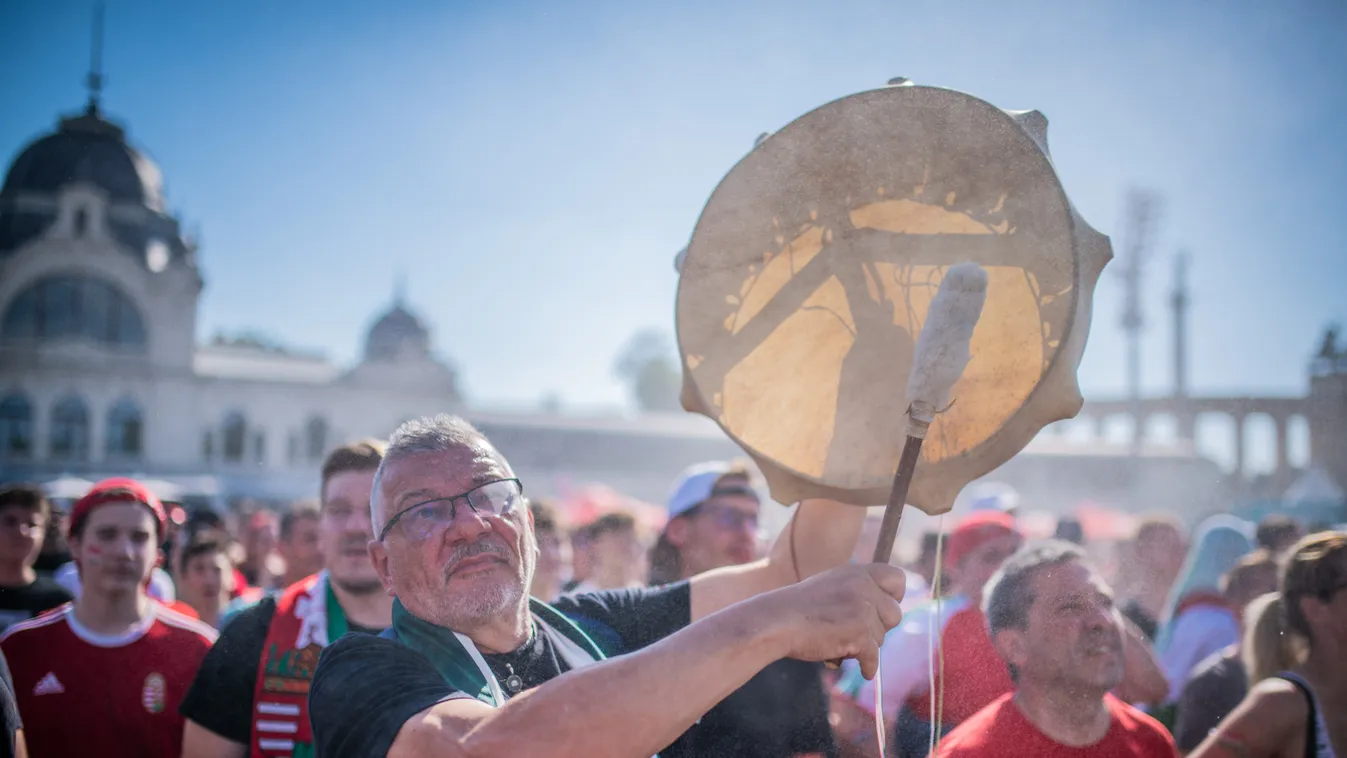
[364,302,432,362]
[1,104,165,212]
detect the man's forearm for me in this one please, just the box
[689,498,866,620]
[779,498,867,579]
[458,602,786,758]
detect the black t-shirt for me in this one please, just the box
[0,576,73,633]
[671,658,836,757]
[1173,647,1247,752]
[310,584,693,758]
[179,595,385,744]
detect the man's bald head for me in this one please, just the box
[371,414,507,533]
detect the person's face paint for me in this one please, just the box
[71,502,158,597]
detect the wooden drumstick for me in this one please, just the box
[871,263,988,564]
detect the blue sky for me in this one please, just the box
[3,1,1345,467]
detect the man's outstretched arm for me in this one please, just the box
[689,497,867,621]
[377,564,905,758]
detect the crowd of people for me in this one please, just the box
[0,415,1342,757]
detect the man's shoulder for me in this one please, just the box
[154,605,219,646]
[28,575,74,598]
[317,629,417,674]
[219,594,278,634]
[1105,695,1179,748]
[0,603,69,647]
[935,694,1017,754]
[1188,646,1241,683]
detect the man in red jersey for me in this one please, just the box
[936,541,1177,758]
[0,478,216,758]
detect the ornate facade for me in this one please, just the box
[0,98,462,502]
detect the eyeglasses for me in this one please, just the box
[692,503,759,533]
[379,479,523,542]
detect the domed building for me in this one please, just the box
[0,95,463,503]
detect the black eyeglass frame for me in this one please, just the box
[377,478,524,541]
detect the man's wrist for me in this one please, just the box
[715,589,797,663]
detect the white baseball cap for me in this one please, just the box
[665,461,759,519]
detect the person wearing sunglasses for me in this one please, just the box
[308,414,907,758]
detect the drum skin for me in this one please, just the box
[675,84,1112,514]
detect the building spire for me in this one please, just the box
[85,2,105,113]
[393,271,408,307]
[1171,251,1189,399]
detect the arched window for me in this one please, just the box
[305,416,328,462]
[0,394,34,459]
[105,398,143,459]
[1,276,147,349]
[222,412,246,463]
[50,395,90,461]
[253,431,267,466]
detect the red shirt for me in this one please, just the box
[907,605,1014,724]
[0,601,217,758]
[935,693,1178,758]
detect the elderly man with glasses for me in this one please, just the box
[308,414,907,758]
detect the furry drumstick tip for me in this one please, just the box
[906,263,989,428]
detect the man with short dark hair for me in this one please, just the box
[936,541,1176,757]
[527,499,568,603]
[177,537,233,629]
[181,439,393,758]
[0,485,72,633]
[307,415,904,758]
[569,510,647,592]
[277,501,323,588]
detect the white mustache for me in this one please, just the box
[444,539,511,577]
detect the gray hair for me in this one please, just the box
[371,414,493,517]
[982,539,1086,682]
[983,539,1087,636]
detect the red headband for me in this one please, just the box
[68,477,168,541]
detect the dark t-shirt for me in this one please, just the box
[676,658,836,757]
[310,584,694,758]
[179,595,384,744]
[0,576,73,633]
[1173,647,1247,752]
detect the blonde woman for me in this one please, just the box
[1241,592,1298,687]
[1190,531,1346,758]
